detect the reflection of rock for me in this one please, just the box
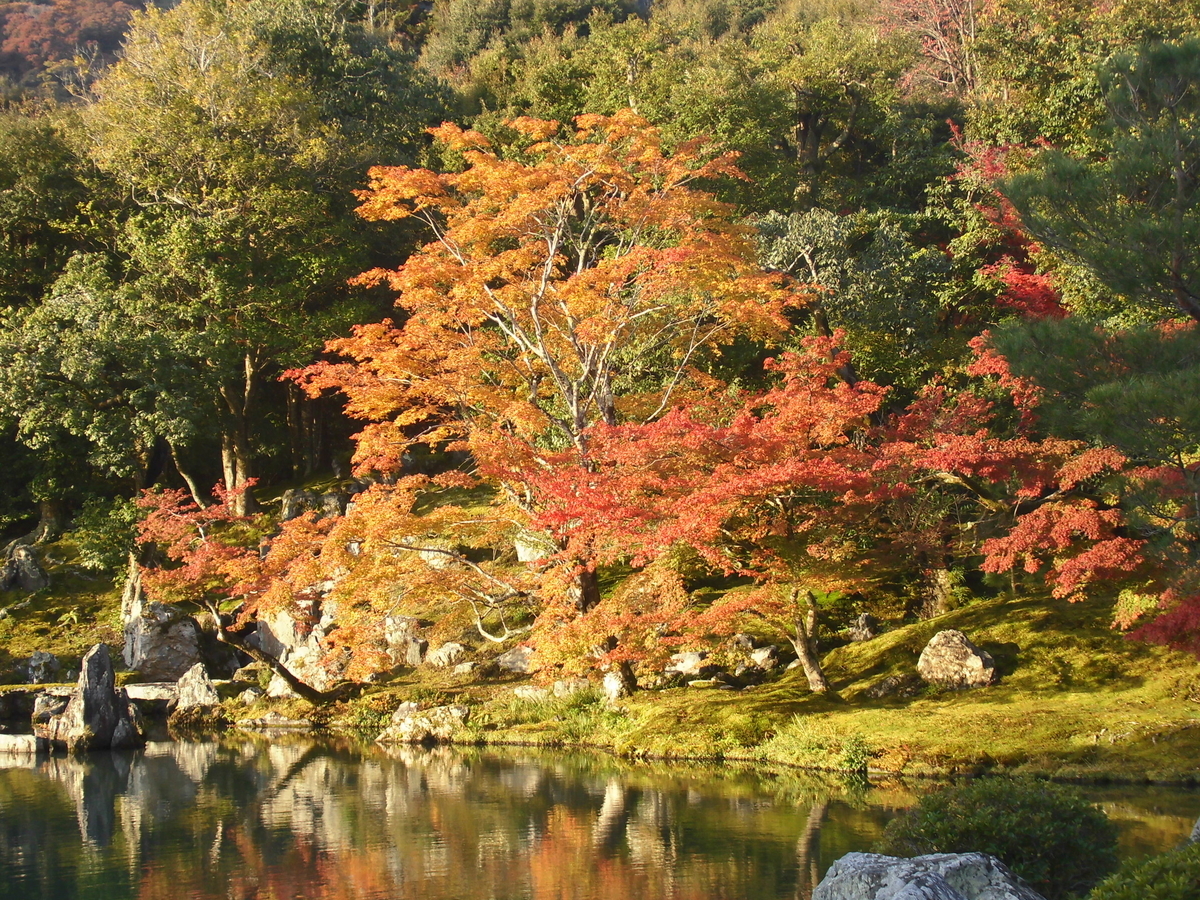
[41,644,144,753]
[917,631,998,690]
[124,599,202,681]
[376,704,469,744]
[813,852,1045,900]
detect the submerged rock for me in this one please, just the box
[813,852,1046,900]
[917,630,998,690]
[40,644,144,753]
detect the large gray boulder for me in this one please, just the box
[124,598,203,681]
[40,644,144,753]
[813,852,1045,900]
[917,631,998,690]
[0,546,50,591]
[384,615,427,667]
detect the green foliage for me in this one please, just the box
[70,496,138,576]
[877,779,1119,899]
[1003,39,1200,323]
[1088,842,1200,900]
[756,208,960,386]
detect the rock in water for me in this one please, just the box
[173,663,220,710]
[124,599,203,681]
[813,852,1046,900]
[41,644,144,753]
[26,650,61,684]
[917,630,998,689]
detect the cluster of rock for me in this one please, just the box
[813,852,1046,900]
[36,644,144,753]
[376,702,470,744]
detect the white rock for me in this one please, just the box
[917,631,998,690]
[426,642,468,668]
[376,704,469,744]
[497,645,536,674]
[603,671,631,703]
[453,661,479,676]
[664,651,709,677]
[750,646,779,669]
[173,663,220,710]
[553,678,592,698]
[812,852,1046,900]
[513,685,549,701]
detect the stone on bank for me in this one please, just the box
[813,852,1045,900]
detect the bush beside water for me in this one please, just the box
[876,778,1118,899]
[1088,842,1200,900]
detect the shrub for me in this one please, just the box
[876,778,1118,899]
[1088,842,1200,900]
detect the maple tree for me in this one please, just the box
[529,331,1147,691]
[294,110,801,622]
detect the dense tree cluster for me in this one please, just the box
[4,0,1200,691]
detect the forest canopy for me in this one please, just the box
[4,0,1200,693]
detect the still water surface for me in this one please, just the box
[0,737,1197,900]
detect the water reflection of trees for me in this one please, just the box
[2,741,1195,900]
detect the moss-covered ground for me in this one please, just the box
[311,593,1200,783]
[3,540,1199,782]
[0,540,123,683]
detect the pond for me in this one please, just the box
[0,738,1196,900]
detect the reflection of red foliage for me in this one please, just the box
[1,0,137,80]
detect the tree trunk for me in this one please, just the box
[201,602,353,705]
[790,590,830,693]
[3,498,65,556]
[219,352,260,516]
[570,566,602,614]
[168,440,208,508]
